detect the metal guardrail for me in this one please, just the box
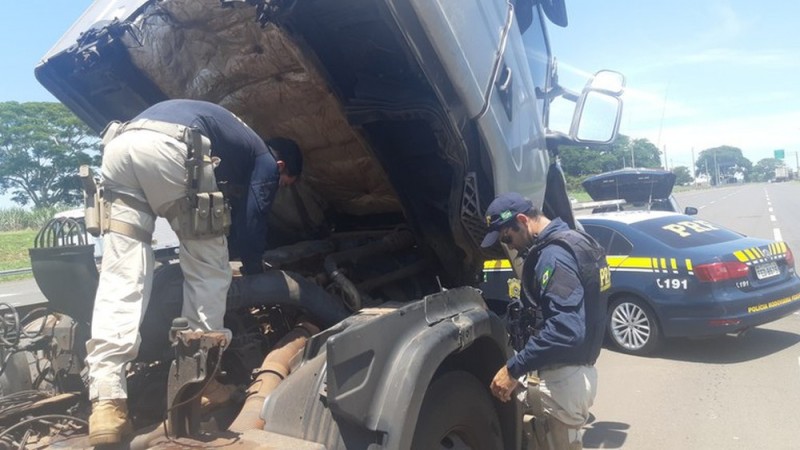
[0,268,32,277]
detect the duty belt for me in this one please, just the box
[120,119,194,142]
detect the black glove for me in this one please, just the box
[239,258,264,276]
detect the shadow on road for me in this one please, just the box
[583,413,629,449]
[652,327,800,363]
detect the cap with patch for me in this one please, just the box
[480,192,534,248]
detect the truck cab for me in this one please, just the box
[26,0,623,447]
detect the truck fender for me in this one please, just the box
[325,286,517,449]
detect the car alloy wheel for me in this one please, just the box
[608,297,660,355]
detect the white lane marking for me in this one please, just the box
[709,201,716,205]
[774,228,783,242]
[0,293,19,299]
[770,215,777,222]
[769,207,774,213]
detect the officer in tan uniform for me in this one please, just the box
[85,99,302,445]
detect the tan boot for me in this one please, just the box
[88,399,133,446]
[200,378,237,412]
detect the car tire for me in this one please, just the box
[607,297,661,355]
[411,370,504,450]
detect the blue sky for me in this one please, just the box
[1,0,799,208]
[550,0,800,170]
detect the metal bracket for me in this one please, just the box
[166,328,228,438]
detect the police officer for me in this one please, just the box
[481,192,609,450]
[85,99,302,445]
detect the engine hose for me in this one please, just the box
[229,320,319,432]
[323,229,416,311]
[226,270,350,328]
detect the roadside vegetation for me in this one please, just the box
[0,206,72,281]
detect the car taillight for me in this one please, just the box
[694,261,749,282]
[786,247,795,269]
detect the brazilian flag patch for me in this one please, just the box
[541,266,553,290]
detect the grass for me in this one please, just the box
[0,229,38,282]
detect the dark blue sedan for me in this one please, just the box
[581,211,800,354]
[481,210,800,355]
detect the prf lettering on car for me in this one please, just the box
[662,219,719,237]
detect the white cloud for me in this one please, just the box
[624,111,800,167]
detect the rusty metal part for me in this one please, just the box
[166,327,229,438]
[229,320,319,432]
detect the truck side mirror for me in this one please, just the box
[684,206,698,216]
[570,70,625,145]
[572,91,622,143]
[590,70,625,95]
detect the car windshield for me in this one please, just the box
[630,215,742,249]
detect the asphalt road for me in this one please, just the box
[0,277,47,314]
[587,182,800,449]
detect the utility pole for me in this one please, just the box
[663,145,668,170]
[631,146,635,168]
[713,149,720,186]
[691,147,697,186]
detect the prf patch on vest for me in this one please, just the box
[599,266,611,292]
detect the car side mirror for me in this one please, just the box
[684,206,698,216]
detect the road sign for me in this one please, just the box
[774,149,785,159]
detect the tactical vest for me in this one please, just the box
[520,229,610,365]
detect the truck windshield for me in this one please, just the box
[516,2,550,118]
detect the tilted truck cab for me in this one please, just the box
[17,0,624,447]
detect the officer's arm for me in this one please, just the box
[239,152,279,274]
[507,248,586,378]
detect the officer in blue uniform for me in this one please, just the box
[481,192,609,450]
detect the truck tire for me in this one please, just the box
[411,370,503,450]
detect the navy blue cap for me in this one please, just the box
[480,192,533,248]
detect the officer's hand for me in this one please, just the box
[490,365,519,402]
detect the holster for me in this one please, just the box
[79,165,103,237]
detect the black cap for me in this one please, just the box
[480,192,533,248]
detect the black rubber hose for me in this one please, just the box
[226,270,350,328]
[323,230,415,311]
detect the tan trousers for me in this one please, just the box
[525,365,597,450]
[86,129,232,401]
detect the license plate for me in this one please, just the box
[755,262,780,280]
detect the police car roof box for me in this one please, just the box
[582,168,676,204]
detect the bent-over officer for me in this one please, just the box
[84,99,302,445]
[481,192,609,450]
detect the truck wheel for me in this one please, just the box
[607,296,661,355]
[411,370,503,450]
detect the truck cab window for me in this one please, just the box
[516,1,550,117]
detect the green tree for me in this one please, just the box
[672,166,692,185]
[0,102,99,207]
[695,146,752,185]
[624,137,662,169]
[751,158,781,182]
[560,135,664,180]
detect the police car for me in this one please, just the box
[581,210,800,355]
[482,211,800,356]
